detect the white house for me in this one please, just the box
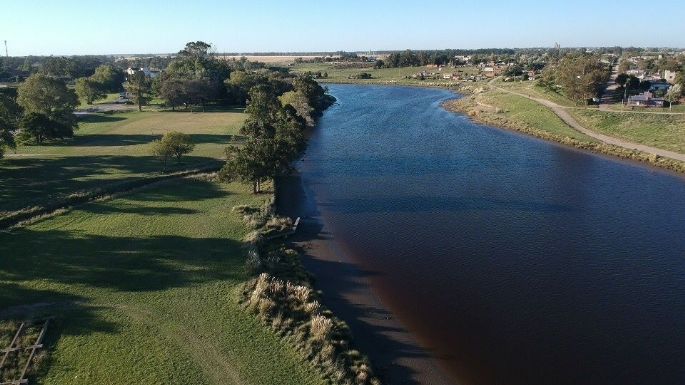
[126,67,161,79]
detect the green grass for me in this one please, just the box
[78,93,122,108]
[494,79,578,107]
[291,62,479,86]
[570,109,685,153]
[0,178,325,385]
[1,110,246,213]
[479,91,597,141]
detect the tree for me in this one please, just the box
[125,70,152,111]
[0,94,19,159]
[91,64,125,93]
[17,74,78,142]
[157,77,187,110]
[615,73,629,88]
[19,112,75,144]
[151,131,195,169]
[280,91,315,126]
[554,54,609,104]
[665,84,682,111]
[17,74,78,116]
[75,77,104,105]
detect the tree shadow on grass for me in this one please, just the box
[0,178,243,295]
[67,133,234,147]
[77,114,128,124]
[0,155,221,213]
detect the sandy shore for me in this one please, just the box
[276,172,456,385]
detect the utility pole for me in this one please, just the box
[3,40,7,57]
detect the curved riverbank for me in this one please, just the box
[444,94,685,174]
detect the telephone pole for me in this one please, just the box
[3,40,7,57]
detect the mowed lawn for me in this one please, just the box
[0,110,246,213]
[0,178,325,385]
[571,109,685,154]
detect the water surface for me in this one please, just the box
[299,84,685,385]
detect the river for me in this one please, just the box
[281,84,685,385]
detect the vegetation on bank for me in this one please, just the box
[234,203,381,385]
[446,95,685,173]
[569,109,685,154]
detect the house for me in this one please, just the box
[627,91,665,107]
[126,67,161,79]
[664,70,678,84]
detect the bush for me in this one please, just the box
[151,131,195,169]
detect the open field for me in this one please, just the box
[291,63,480,86]
[0,177,324,385]
[570,109,685,154]
[220,55,321,64]
[1,109,245,213]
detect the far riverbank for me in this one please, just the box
[444,93,685,174]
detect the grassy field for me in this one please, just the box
[463,91,598,142]
[0,177,325,385]
[570,109,685,154]
[291,62,479,86]
[1,110,245,213]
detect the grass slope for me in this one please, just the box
[472,91,597,141]
[1,110,246,213]
[0,178,324,385]
[570,109,685,154]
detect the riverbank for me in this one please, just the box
[444,94,685,174]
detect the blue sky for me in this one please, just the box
[3,0,685,56]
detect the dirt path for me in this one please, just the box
[495,86,685,163]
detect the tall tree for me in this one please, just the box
[75,77,104,105]
[19,112,75,144]
[91,64,125,92]
[554,54,609,104]
[17,73,78,116]
[665,84,682,111]
[0,94,19,158]
[125,70,152,112]
[17,74,78,142]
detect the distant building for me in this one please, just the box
[126,67,161,79]
[664,70,678,84]
[627,91,665,108]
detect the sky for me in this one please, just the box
[2,0,685,56]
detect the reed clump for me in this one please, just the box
[235,203,380,385]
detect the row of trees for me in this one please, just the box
[75,64,125,104]
[220,76,334,193]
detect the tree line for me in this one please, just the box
[220,76,334,193]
